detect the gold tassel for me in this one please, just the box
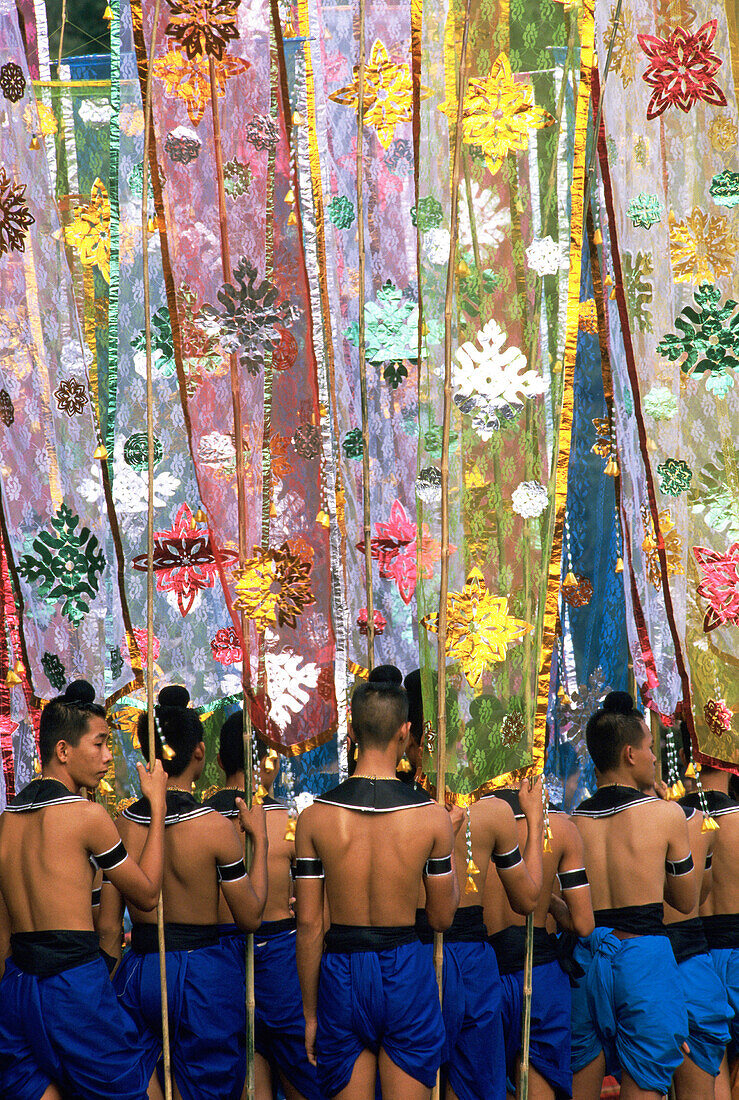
[147,216,157,234]
[287,210,297,226]
[702,815,719,833]
[316,509,330,527]
[33,758,42,775]
[685,762,697,779]
[99,778,114,795]
[93,443,108,460]
[544,834,553,853]
[560,693,571,705]
[466,858,480,876]
[593,228,602,245]
[455,259,470,279]
[193,507,207,524]
[103,4,112,19]
[604,274,613,286]
[254,783,269,804]
[615,557,624,573]
[562,571,577,587]
[284,817,297,842]
[161,742,175,761]
[465,875,478,895]
[5,668,21,685]
[284,189,295,204]
[609,288,617,300]
[292,112,305,126]
[30,134,40,150]
[397,756,413,774]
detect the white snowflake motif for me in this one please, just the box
[133,346,173,381]
[459,182,510,253]
[454,320,548,407]
[295,792,315,815]
[525,236,560,277]
[78,437,180,514]
[220,670,243,696]
[198,431,237,467]
[511,480,549,518]
[264,645,320,733]
[423,227,451,266]
[78,100,114,127]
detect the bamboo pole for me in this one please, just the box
[432,2,471,1096]
[519,912,535,1100]
[140,3,173,1096]
[651,710,662,787]
[356,0,374,671]
[206,52,256,1100]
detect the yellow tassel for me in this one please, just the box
[284,817,296,842]
[604,457,619,477]
[284,189,295,204]
[563,571,577,587]
[193,507,207,524]
[147,216,157,234]
[292,112,305,126]
[99,778,114,795]
[316,509,330,527]
[397,756,413,773]
[254,783,269,803]
[465,875,478,895]
[103,4,112,19]
[93,443,108,460]
[456,259,470,278]
[675,780,685,798]
[466,858,480,876]
[561,693,571,705]
[5,668,21,685]
[604,274,613,287]
[544,834,553,853]
[646,437,657,452]
[702,815,719,833]
[161,742,175,761]
[615,556,624,573]
[33,758,42,775]
[685,762,697,779]
[287,210,297,226]
[593,228,602,245]
[30,134,40,150]
[269,501,277,518]
[609,289,617,300]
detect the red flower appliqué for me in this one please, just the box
[693,541,739,633]
[356,498,451,605]
[211,626,242,665]
[132,503,238,616]
[637,20,727,120]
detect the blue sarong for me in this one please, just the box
[437,940,506,1100]
[499,960,572,1099]
[316,934,444,1097]
[710,948,739,1057]
[0,955,148,1100]
[675,952,732,1076]
[571,928,688,1094]
[114,938,245,1100]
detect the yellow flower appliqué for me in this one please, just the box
[154,48,249,127]
[329,39,430,149]
[640,506,684,589]
[453,54,554,175]
[234,543,315,631]
[421,568,532,688]
[669,206,739,283]
[64,178,111,283]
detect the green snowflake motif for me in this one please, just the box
[345,281,418,364]
[622,250,653,334]
[123,433,163,471]
[327,196,355,229]
[709,170,739,209]
[627,192,663,230]
[657,458,692,496]
[606,135,618,162]
[411,196,444,232]
[130,306,175,376]
[223,159,252,199]
[424,424,458,455]
[689,447,739,541]
[207,258,296,376]
[126,162,165,203]
[622,386,634,416]
[656,283,739,397]
[642,386,678,420]
[459,259,502,318]
[41,651,66,691]
[383,362,408,388]
[109,645,124,680]
[342,428,363,460]
[18,504,105,625]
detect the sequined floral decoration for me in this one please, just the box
[500,710,526,748]
[154,49,250,128]
[210,625,242,664]
[455,53,554,174]
[511,481,548,518]
[453,320,547,438]
[205,258,296,374]
[627,192,663,230]
[64,178,111,284]
[234,543,315,630]
[668,207,738,283]
[329,39,429,149]
[422,568,533,688]
[223,159,252,199]
[164,0,241,61]
[709,116,737,152]
[561,575,594,608]
[327,195,354,229]
[342,428,363,460]
[0,61,25,102]
[412,196,444,231]
[357,609,387,636]
[17,504,105,625]
[356,498,446,605]
[657,283,739,396]
[641,506,684,589]
[165,127,202,163]
[525,235,559,276]
[643,385,678,420]
[704,698,734,738]
[693,542,739,632]
[709,170,739,208]
[41,652,66,691]
[657,458,692,496]
[54,378,89,417]
[0,167,34,256]
[0,390,14,427]
[637,20,727,120]
[345,281,417,364]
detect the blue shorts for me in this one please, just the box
[436,941,506,1100]
[710,948,739,1056]
[114,942,244,1100]
[499,960,572,1099]
[220,922,325,1100]
[676,953,732,1075]
[316,940,444,1096]
[0,956,148,1099]
[571,929,688,1093]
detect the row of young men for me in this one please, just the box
[0,675,736,1100]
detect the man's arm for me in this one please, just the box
[295,806,325,1067]
[87,762,167,911]
[494,780,543,915]
[556,816,594,937]
[664,802,697,914]
[217,801,268,932]
[423,804,460,932]
[0,890,10,980]
[97,880,125,973]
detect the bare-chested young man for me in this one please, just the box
[204,709,325,1100]
[484,786,594,1100]
[678,723,739,1095]
[569,692,696,1100]
[0,679,167,1100]
[100,686,268,1100]
[295,677,460,1100]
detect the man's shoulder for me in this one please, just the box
[314,777,434,813]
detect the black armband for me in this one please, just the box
[90,840,128,872]
[492,845,523,870]
[558,867,589,890]
[665,853,694,877]
[424,855,453,877]
[706,852,713,871]
[217,858,247,883]
[91,887,101,908]
[294,858,324,879]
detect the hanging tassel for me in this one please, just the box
[93,443,108,460]
[593,228,602,245]
[254,783,269,804]
[147,216,157,234]
[614,557,624,573]
[397,756,413,774]
[5,668,21,685]
[702,815,719,833]
[465,875,478,895]
[685,762,697,779]
[284,815,297,842]
[287,210,297,226]
[29,134,40,150]
[102,4,113,19]
[466,857,480,876]
[562,571,577,587]
[161,742,175,761]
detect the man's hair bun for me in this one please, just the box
[157,685,190,709]
[63,680,96,706]
[603,691,634,715]
[368,664,403,686]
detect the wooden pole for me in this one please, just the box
[356,0,374,671]
[432,2,471,1095]
[519,912,535,1100]
[651,709,662,787]
[140,3,172,1096]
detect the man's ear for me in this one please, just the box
[194,741,206,762]
[55,739,68,765]
[623,741,636,767]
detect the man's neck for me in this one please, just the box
[699,768,730,794]
[166,774,197,794]
[224,771,246,791]
[596,770,639,791]
[353,747,399,780]
[42,763,79,795]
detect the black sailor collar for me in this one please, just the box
[203,789,283,818]
[122,788,216,826]
[572,784,657,817]
[485,788,524,819]
[681,789,739,817]
[6,778,85,812]
[315,776,433,813]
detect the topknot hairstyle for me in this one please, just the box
[369,665,403,686]
[137,685,205,777]
[218,708,268,777]
[351,676,409,750]
[403,669,424,746]
[586,690,648,774]
[39,680,107,766]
